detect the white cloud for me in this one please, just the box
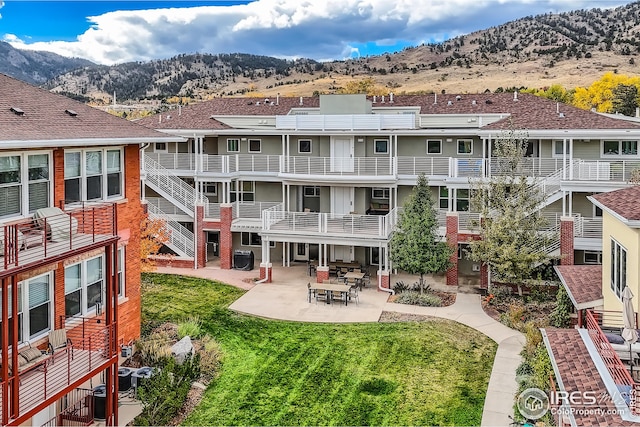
[3,0,630,65]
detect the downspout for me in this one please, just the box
[378,278,395,295]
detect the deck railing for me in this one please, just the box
[1,203,117,275]
[282,156,395,176]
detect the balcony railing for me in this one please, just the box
[233,201,282,219]
[396,157,451,176]
[262,206,399,239]
[276,114,415,130]
[282,156,395,177]
[1,317,114,425]
[1,203,117,275]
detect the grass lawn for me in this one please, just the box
[142,273,497,426]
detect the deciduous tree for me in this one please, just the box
[140,216,170,272]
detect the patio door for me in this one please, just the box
[331,187,354,215]
[294,243,308,261]
[331,137,354,172]
[332,245,354,262]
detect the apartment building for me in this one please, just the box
[137,92,640,288]
[0,74,182,426]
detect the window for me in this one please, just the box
[65,148,123,203]
[372,188,390,199]
[553,140,565,157]
[116,247,125,298]
[248,139,261,153]
[298,139,312,153]
[611,239,627,299]
[0,152,51,219]
[439,187,449,210]
[603,140,638,156]
[154,142,167,152]
[203,182,217,196]
[241,232,275,247]
[230,181,255,202]
[65,255,105,317]
[227,139,239,153]
[0,286,21,344]
[457,139,473,154]
[0,272,52,343]
[304,186,320,197]
[374,139,388,154]
[427,139,442,154]
[456,189,470,211]
[584,251,602,265]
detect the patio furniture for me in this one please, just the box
[307,282,316,303]
[331,290,346,306]
[34,207,78,242]
[48,328,73,363]
[315,288,329,304]
[348,285,360,305]
[1,344,50,379]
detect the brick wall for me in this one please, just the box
[560,217,575,266]
[195,204,206,268]
[316,267,329,283]
[378,270,390,290]
[446,213,459,287]
[219,204,233,269]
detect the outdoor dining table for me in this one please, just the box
[343,271,365,288]
[309,283,351,305]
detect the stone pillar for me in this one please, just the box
[560,216,575,266]
[446,212,459,287]
[378,270,390,291]
[219,203,233,269]
[259,262,272,283]
[316,266,329,284]
[195,204,206,269]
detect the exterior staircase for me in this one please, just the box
[143,154,208,258]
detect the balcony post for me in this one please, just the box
[560,216,575,266]
[219,204,233,269]
[446,212,459,286]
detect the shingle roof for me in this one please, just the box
[592,186,640,222]
[555,265,603,308]
[543,327,636,426]
[137,92,640,132]
[0,73,177,143]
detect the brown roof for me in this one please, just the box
[0,73,177,143]
[592,186,640,222]
[137,92,640,132]
[543,328,636,426]
[555,265,603,309]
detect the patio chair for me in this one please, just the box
[348,286,360,305]
[315,288,328,304]
[48,328,73,363]
[307,282,316,303]
[331,290,346,306]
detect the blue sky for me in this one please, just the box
[0,0,633,65]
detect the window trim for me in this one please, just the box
[154,142,168,153]
[552,140,565,158]
[457,139,473,155]
[371,188,390,199]
[65,254,106,318]
[64,148,124,204]
[602,139,639,157]
[374,139,389,154]
[248,139,262,153]
[584,251,602,265]
[241,232,275,248]
[427,139,442,155]
[227,138,240,153]
[298,139,312,154]
[303,186,320,197]
[0,151,52,219]
[611,238,627,300]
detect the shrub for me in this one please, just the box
[199,336,223,382]
[394,291,442,307]
[178,316,203,339]
[549,286,572,328]
[499,301,527,331]
[136,331,172,367]
[394,281,410,293]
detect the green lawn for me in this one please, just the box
[142,273,497,426]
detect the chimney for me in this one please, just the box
[276,93,280,106]
[556,103,560,114]
[513,91,518,101]
[179,105,182,116]
[434,93,437,105]
[389,92,394,103]
[299,96,303,106]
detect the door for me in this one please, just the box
[331,187,354,215]
[332,245,353,262]
[331,137,354,172]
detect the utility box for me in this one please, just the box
[233,250,254,271]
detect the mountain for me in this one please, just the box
[0,41,94,85]
[28,2,640,101]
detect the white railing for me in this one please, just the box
[529,223,561,256]
[488,158,568,178]
[396,157,450,176]
[276,114,415,130]
[453,158,486,178]
[145,197,190,216]
[234,201,283,219]
[228,155,280,173]
[145,153,197,170]
[205,203,221,218]
[574,216,603,239]
[283,156,395,176]
[146,202,195,258]
[143,155,208,216]
[262,207,398,238]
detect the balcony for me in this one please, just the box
[0,204,118,277]
[1,318,114,425]
[262,206,399,240]
[281,156,395,179]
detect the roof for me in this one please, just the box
[555,265,603,309]
[543,328,636,427]
[137,92,640,133]
[0,73,181,146]
[591,186,640,223]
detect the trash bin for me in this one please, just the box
[132,366,154,389]
[118,367,133,392]
[233,250,254,271]
[93,384,106,420]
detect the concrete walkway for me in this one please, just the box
[151,265,524,426]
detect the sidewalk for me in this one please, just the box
[150,265,524,426]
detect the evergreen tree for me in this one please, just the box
[390,173,453,293]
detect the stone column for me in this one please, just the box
[560,216,575,266]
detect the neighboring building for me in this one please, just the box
[137,92,640,288]
[543,185,640,426]
[0,74,182,426]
